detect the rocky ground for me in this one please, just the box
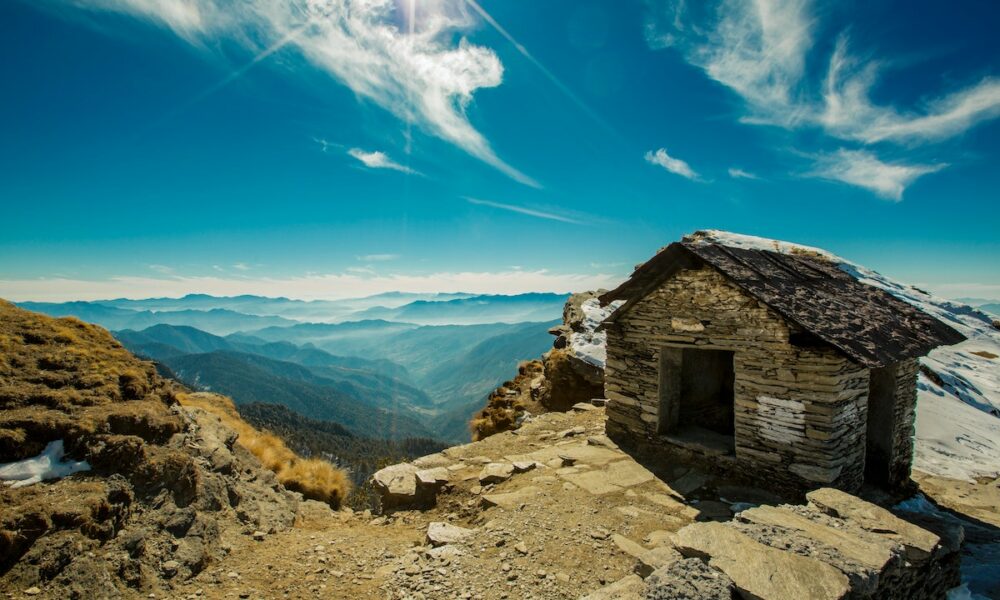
[3,403,986,600]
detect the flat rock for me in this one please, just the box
[580,574,645,600]
[806,488,939,562]
[612,534,681,577]
[412,453,453,468]
[426,522,475,547]
[740,505,895,570]
[586,434,616,448]
[481,486,541,509]
[556,426,586,438]
[478,462,515,485]
[415,467,450,486]
[512,461,537,473]
[561,470,623,495]
[644,530,677,548]
[674,522,850,600]
[603,460,656,487]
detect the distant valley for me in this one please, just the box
[20,292,566,442]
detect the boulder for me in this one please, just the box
[674,522,850,600]
[806,488,939,562]
[478,462,515,485]
[426,522,474,547]
[371,463,438,510]
[644,558,735,600]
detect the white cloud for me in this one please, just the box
[645,0,1000,199]
[820,38,1000,144]
[464,197,586,225]
[808,149,945,201]
[356,254,400,262]
[727,167,760,180]
[0,270,623,302]
[232,262,251,271]
[647,0,814,126]
[347,148,419,175]
[66,0,537,186]
[648,1,1000,144]
[644,148,699,180]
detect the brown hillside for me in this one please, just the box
[0,300,346,598]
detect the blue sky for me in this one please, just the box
[1,0,998,301]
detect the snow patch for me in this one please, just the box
[569,298,623,368]
[895,494,998,599]
[0,440,91,488]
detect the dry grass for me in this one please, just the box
[970,350,998,360]
[0,300,160,412]
[177,393,350,507]
[470,360,545,441]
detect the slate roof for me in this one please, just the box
[599,237,966,368]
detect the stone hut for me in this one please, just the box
[599,232,966,494]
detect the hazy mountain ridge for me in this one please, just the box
[20,293,566,443]
[163,351,432,440]
[18,292,556,326]
[17,301,297,335]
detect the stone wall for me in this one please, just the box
[886,358,919,487]
[604,265,881,493]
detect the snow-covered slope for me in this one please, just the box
[688,230,1000,481]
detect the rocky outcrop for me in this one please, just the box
[0,302,303,597]
[470,292,614,440]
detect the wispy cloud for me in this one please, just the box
[808,149,945,201]
[232,262,251,271]
[644,148,699,180]
[727,167,760,180]
[819,37,1000,144]
[347,148,419,175]
[356,254,400,262]
[64,0,537,186]
[148,264,175,275]
[647,1,1000,143]
[464,197,587,225]
[0,270,625,302]
[645,0,1000,198]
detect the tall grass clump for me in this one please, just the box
[177,392,350,508]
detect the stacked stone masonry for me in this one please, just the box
[604,266,918,494]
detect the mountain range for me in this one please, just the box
[22,292,568,442]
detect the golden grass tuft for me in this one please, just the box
[176,392,350,507]
[971,350,998,360]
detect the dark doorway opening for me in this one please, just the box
[865,366,897,486]
[658,347,735,439]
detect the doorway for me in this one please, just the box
[865,366,897,486]
[658,347,735,437]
